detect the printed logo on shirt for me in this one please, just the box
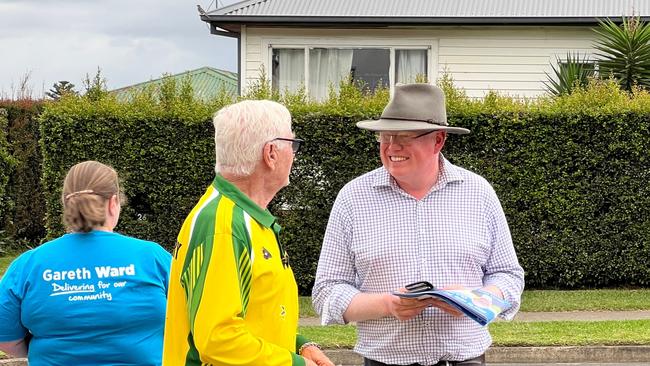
[41,264,137,302]
[280,305,286,319]
[262,247,272,260]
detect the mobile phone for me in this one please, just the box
[404,281,435,292]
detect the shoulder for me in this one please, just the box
[445,160,495,192]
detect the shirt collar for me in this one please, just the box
[212,174,276,228]
[372,154,465,191]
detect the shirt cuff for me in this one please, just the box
[484,276,522,320]
[291,351,306,366]
[295,334,309,353]
[320,283,359,325]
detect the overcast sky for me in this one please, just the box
[0,0,239,98]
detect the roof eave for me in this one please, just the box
[200,15,650,28]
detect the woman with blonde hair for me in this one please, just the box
[0,161,171,365]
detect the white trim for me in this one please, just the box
[303,48,309,94]
[240,25,247,95]
[388,47,395,94]
[188,189,220,247]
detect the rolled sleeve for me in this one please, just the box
[318,283,359,325]
[483,189,525,320]
[484,274,523,320]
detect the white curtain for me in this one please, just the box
[396,49,427,84]
[309,48,354,101]
[277,49,305,93]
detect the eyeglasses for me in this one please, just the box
[375,130,437,145]
[270,137,304,154]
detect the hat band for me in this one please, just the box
[381,116,435,124]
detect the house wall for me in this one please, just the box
[243,26,596,98]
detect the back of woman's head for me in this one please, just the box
[62,161,121,233]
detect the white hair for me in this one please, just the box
[213,100,292,177]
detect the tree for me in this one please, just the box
[83,67,109,101]
[46,81,77,100]
[594,16,650,92]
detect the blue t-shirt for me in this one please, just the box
[0,230,172,366]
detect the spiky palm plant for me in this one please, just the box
[544,53,595,96]
[594,17,650,92]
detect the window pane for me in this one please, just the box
[272,49,305,94]
[308,48,389,100]
[351,49,390,92]
[309,48,354,101]
[396,49,427,83]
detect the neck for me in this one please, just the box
[394,156,441,200]
[222,172,278,209]
[94,226,114,232]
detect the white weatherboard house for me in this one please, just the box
[200,0,650,99]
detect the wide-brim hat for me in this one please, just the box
[357,83,470,134]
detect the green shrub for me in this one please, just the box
[0,101,46,250]
[39,86,231,248]
[0,109,17,234]
[37,79,650,293]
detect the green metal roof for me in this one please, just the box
[111,67,238,101]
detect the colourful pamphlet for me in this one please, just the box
[393,281,511,326]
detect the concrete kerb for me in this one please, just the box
[3,346,650,365]
[323,346,650,365]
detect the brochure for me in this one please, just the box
[392,281,511,326]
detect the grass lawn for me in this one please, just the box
[0,254,17,278]
[299,319,650,348]
[299,289,650,317]
[2,256,650,353]
[521,289,650,311]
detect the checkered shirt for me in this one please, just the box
[312,156,524,365]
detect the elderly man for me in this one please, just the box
[163,100,333,366]
[313,84,524,366]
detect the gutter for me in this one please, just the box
[206,24,242,96]
[200,15,650,26]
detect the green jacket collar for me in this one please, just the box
[212,174,277,228]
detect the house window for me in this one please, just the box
[309,48,390,100]
[272,48,305,93]
[271,46,429,100]
[396,49,428,83]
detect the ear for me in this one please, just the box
[262,142,278,170]
[107,194,120,216]
[434,131,447,153]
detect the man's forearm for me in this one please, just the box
[342,292,390,322]
[482,284,504,299]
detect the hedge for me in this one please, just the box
[39,91,225,249]
[0,108,16,244]
[0,101,46,250]
[36,79,650,293]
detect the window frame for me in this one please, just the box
[264,37,436,96]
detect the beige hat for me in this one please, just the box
[356,83,470,134]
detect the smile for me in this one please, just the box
[390,156,408,162]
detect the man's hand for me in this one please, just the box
[301,345,335,366]
[429,298,463,317]
[384,291,434,321]
[429,284,465,317]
